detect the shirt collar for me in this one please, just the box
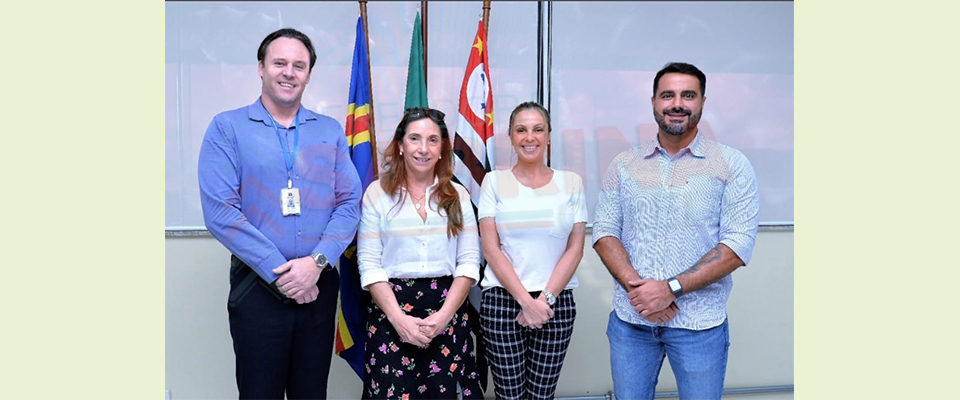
[687,132,707,158]
[248,97,316,127]
[640,141,660,159]
[646,130,706,159]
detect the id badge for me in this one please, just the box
[281,187,301,216]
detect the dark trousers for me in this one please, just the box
[227,256,339,399]
[480,287,576,400]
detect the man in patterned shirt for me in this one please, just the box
[593,62,759,400]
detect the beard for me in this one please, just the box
[655,107,700,136]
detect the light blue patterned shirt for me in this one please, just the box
[592,132,759,330]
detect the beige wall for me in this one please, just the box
[165,230,793,399]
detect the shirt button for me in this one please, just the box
[297,231,301,236]
[420,264,425,269]
[421,242,426,247]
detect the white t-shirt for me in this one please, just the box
[357,179,480,289]
[477,169,588,291]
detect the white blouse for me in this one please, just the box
[477,169,588,291]
[357,178,480,289]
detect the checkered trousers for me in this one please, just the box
[480,286,576,400]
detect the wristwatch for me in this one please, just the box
[542,289,557,306]
[312,253,330,269]
[667,277,684,298]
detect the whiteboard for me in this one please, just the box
[165,1,793,227]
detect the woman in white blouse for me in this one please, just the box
[478,102,588,400]
[357,108,482,399]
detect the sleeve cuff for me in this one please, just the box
[720,238,754,266]
[312,243,344,267]
[255,251,288,283]
[455,263,481,285]
[591,229,617,246]
[360,270,390,290]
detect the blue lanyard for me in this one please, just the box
[270,109,300,186]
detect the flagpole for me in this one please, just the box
[477,2,495,391]
[421,0,428,89]
[359,0,378,177]
[482,1,492,169]
[482,1,490,33]
[543,1,552,167]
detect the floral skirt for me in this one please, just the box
[362,276,483,399]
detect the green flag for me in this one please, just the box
[403,11,428,110]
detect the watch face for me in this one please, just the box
[669,280,681,291]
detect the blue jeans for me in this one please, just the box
[606,311,729,400]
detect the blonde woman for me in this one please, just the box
[478,102,587,399]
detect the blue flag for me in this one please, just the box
[337,15,375,380]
